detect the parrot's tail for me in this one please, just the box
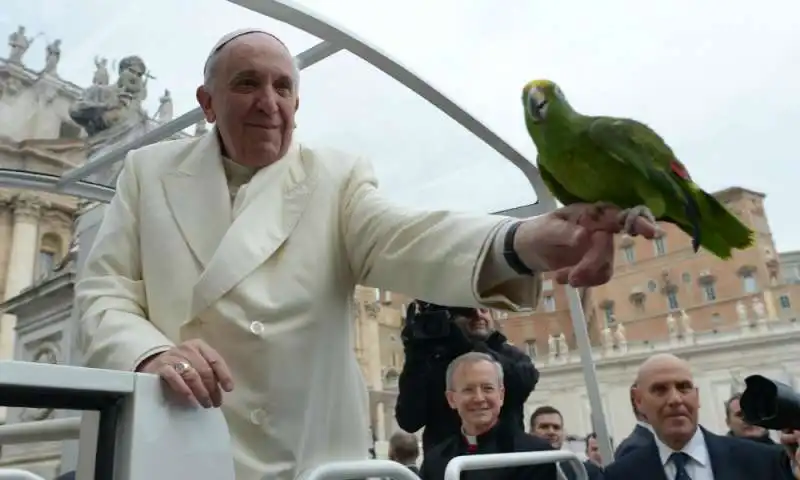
[686,190,755,260]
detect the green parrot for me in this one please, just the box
[521,79,754,260]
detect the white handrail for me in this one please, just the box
[0,469,46,480]
[303,460,420,480]
[0,417,81,444]
[445,451,588,480]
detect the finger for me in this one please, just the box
[628,216,660,239]
[197,343,234,392]
[157,362,199,407]
[569,232,615,287]
[576,206,625,234]
[177,358,214,408]
[553,267,571,285]
[182,349,222,408]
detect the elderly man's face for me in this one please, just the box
[635,358,699,449]
[726,397,767,438]
[446,360,504,433]
[197,33,298,168]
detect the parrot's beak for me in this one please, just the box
[526,87,549,123]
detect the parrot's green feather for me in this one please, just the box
[522,79,755,260]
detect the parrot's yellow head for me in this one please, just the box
[522,79,569,124]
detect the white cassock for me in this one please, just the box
[76,131,541,480]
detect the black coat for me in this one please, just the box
[395,330,539,454]
[614,423,655,460]
[420,422,557,480]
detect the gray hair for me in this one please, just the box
[445,352,504,391]
[203,28,301,91]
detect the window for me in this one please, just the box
[711,313,722,324]
[667,291,680,310]
[741,273,758,293]
[702,284,717,302]
[779,295,791,309]
[682,272,691,283]
[37,250,55,278]
[653,237,666,256]
[647,280,657,292]
[543,295,556,312]
[622,246,635,263]
[524,340,537,359]
[542,279,553,291]
[603,304,615,325]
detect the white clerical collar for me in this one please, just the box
[461,427,478,446]
[655,426,709,468]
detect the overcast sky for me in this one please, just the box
[3,0,798,251]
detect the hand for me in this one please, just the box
[137,339,234,408]
[780,430,800,474]
[514,202,658,287]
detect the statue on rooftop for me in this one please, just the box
[42,39,61,75]
[92,56,110,86]
[7,25,34,64]
[155,89,173,122]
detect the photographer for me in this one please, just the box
[395,301,539,453]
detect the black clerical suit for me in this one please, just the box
[605,427,793,480]
[420,422,557,480]
[614,423,655,460]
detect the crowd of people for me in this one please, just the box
[59,24,799,480]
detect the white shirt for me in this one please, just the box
[638,420,655,433]
[655,427,714,480]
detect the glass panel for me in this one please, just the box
[296,51,536,213]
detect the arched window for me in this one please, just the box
[37,232,62,279]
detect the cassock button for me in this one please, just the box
[250,408,267,425]
[249,321,265,335]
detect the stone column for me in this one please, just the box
[1,193,44,360]
[375,400,387,441]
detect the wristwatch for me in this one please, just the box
[503,221,535,276]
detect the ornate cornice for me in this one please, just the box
[11,192,48,222]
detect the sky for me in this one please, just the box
[2,0,799,251]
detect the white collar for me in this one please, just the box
[461,427,478,445]
[655,426,709,468]
[637,420,654,433]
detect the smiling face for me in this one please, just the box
[634,354,700,450]
[196,32,299,168]
[446,359,505,434]
[453,308,495,340]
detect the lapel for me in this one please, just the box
[161,131,231,267]
[639,442,670,480]
[190,143,318,318]
[702,428,742,480]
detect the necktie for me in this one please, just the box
[669,452,692,480]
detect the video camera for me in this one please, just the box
[740,374,800,431]
[404,301,475,341]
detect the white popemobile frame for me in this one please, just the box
[0,0,607,477]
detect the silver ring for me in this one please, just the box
[173,360,192,376]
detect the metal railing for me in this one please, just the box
[445,451,588,480]
[0,417,80,444]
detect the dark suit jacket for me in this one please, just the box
[614,423,654,460]
[420,422,557,480]
[604,427,793,480]
[560,459,604,480]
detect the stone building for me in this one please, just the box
[503,187,800,361]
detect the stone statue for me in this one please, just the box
[752,296,766,320]
[194,119,208,136]
[547,335,557,360]
[679,309,693,334]
[666,313,677,336]
[614,323,628,352]
[557,333,569,357]
[736,301,748,325]
[155,89,173,122]
[93,56,110,85]
[42,39,61,75]
[69,55,149,136]
[7,25,33,64]
[601,327,613,350]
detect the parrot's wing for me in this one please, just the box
[587,116,690,183]
[537,156,585,205]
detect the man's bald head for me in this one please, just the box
[633,353,699,450]
[203,29,299,90]
[635,353,692,387]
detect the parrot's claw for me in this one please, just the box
[619,205,660,236]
